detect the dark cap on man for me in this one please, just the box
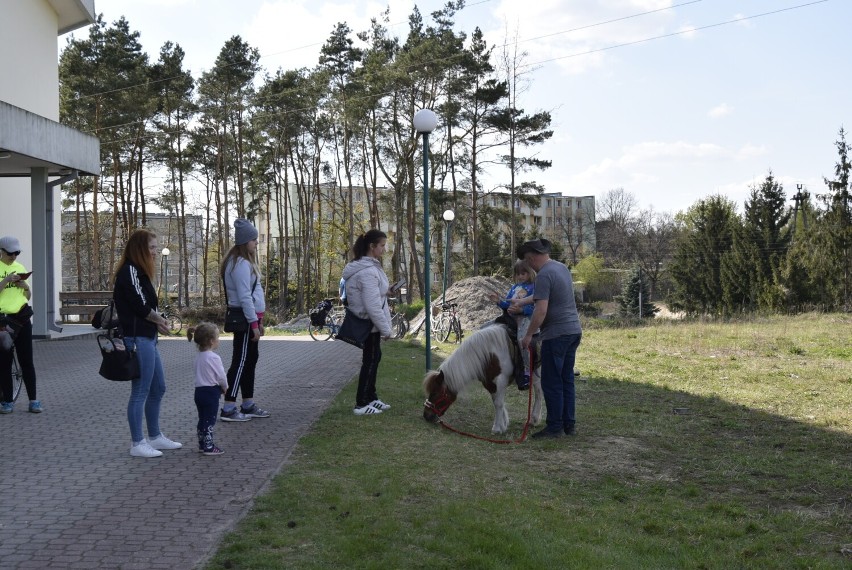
[516,238,552,259]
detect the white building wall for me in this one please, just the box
[0,0,60,116]
[0,0,63,283]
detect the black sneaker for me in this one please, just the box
[531,428,563,439]
[564,424,576,436]
[517,374,530,391]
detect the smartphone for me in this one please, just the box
[16,271,33,280]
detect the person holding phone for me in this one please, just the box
[0,236,41,414]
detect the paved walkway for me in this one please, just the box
[0,334,361,569]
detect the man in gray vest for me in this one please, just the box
[517,238,582,439]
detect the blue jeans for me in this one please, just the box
[540,333,582,433]
[125,336,166,443]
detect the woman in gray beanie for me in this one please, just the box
[219,219,270,422]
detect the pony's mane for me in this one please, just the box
[438,325,513,394]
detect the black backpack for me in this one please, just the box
[309,300,333,326]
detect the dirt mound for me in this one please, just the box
[415,275,512,331]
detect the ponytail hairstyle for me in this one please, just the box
[187,322,219,351]
[351,229,388,260]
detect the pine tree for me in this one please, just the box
[721,172,791,312]
[668,195,736,315]
[617,267,658,318]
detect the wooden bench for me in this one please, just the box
[59,291,112,323]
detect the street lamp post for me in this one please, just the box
[414,108,438,370]
[161,247,170,306]
[442,209,454,305]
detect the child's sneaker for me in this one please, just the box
[517,374,530,391]
[28,401,43,413]
[202,446,224,456]
[370,399,391,411]
[0,401,13,414]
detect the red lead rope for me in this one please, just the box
[435,346,534,444]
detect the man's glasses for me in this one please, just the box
[1,249,21,256]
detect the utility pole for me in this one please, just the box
[792,184,809,235]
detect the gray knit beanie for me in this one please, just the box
[234,219,258,246]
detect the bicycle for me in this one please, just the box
[308,299,343,341]
[160,304,183,335]
[1,333,23,404]
[433,299,463,344]
[9,346,23,402]
[389,297,409,339]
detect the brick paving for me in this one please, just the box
[0,335,361,569]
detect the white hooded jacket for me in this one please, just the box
[341,257,392,337]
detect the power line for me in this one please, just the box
[71,0,698,106]
[88,0,827,147]
[529,0,829,66]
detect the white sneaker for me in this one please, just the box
[148,434,183,450]
[370,399,391,411]
[130,440,163,458]
[353,404,382,415]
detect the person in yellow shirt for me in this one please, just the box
[0,236,40,414]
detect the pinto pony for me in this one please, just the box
[422,324,543,434]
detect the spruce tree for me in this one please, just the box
[617,267,658,318]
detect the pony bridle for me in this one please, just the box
[424,385,453,418]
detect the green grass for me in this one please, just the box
[207,314,852,569]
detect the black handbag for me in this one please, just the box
[224,307,248,333]
[222,275,257,333]
[97,334,140,381]
[335,308,373,349]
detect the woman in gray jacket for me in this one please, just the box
[341,230,393,415]
[220,219,270,422]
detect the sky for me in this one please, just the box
[77,0,850,215]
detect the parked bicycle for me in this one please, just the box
[160,304,183,335]
[432,299,463,344]
[308,298,343,341]
[389,297,409,339]
[1,319,23,402]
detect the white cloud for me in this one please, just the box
[486,0,682,76]
[708,103,733,118]
[245,0,419,71]
[733,13,754,28]
[676,24,697,39]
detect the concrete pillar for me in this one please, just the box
[30,167,50,338]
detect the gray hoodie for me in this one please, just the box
[341,257,392,337]
[224,257,265,324]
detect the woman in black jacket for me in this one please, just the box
[113,229,182,458]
